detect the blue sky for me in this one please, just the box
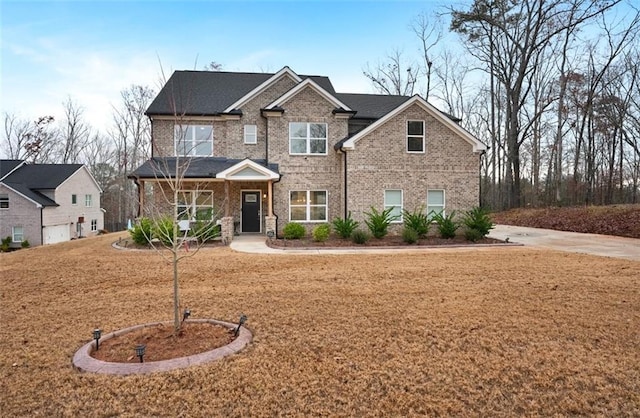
[1,0,460,132]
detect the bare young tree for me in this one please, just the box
[363,49,419,96]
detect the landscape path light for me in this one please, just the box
[93,329,102,350]
[234,314,247,337]
[135,344,146,363]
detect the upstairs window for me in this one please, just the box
[289,122,327,155]
[85,194,92,207]
[0,194,8,209]
[72,194,77,205]
[407,120,425,153]
[175,125,213,156]
[384,189,403,223]
[289,190,327,222]
[244,125,257,144]
[427,189,445,218]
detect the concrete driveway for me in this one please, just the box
[489,225,640,261]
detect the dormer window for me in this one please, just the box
[175,125,213,156]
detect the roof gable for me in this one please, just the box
[129,157,280,180]
[216,159,280,180]
[341,95,486,153]
[3,164,83,189]
[265,78,352,111]
[223,66,302,112]
[0,159,26,180]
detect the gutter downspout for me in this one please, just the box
[342,147,348,217]
[40,207,44,246]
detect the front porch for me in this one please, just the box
[131,157,280,244]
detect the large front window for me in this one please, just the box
[175,125,213,156]
[176,190,214,220]
[289,190,327,222]
[289,122,327,155]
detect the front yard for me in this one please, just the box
[1,233,639,416]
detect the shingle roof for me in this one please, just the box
[0,159,24,179]
[129,157,279,179]
[146,70,335,116]
[334,93,412,119]
[0,163,82,207]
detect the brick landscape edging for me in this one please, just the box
[72,319,252,375]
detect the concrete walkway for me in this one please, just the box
[490,224,640,261]
[229,227,640,261]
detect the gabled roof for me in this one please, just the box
[128,157,280,180]
[146,69,335,116]
[1,182,57,207]
[0,159,25,180]
[334,93,412,119]
[265,78,352,111]
[223,66,302,112]
[0,163,85,207]
[339,95,487,153]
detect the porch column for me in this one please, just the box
[138,180,145,217]
[265,179,277,238]
[267,180,273,216]
[224,180,230,217]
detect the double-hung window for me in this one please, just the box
[85,194,92,207]
[407,120,425,153]
[289,122,327,155]
[177,190,214,220]
[91,219,98,232]
[12,226,23,243]
[0,194,8,209]
[244,125,257,144]
[427,190,445,218]
[175,125,213,156]
[289,190,327,222]
[384,190,403,223]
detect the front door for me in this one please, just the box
[241,191,261,233]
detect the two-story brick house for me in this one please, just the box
[0,160,104,246]
[130,66,486,242]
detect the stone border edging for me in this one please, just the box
[265,240,523,251]
[72,319,252,376]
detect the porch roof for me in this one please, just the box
[128,157,280,180]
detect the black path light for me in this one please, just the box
[135,344,146,363]
[182,308,191,323]
[93,329,102,350]
[234,314,248,337]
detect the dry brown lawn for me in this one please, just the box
[1,233,639,416]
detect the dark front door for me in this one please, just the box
[241,191,261,233]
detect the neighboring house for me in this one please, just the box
[0,160,104,247]
[130,66,486,242]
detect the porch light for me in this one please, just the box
[135,344,146,363]
[183,308,191,322]
[93,328,102,350]
[234,314,248,337]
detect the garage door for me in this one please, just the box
[44,224,70,245]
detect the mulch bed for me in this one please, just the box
[269,235,504,248]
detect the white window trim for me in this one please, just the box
[12,226,23,243]
[427,189,445,218]
[244,124,257,144]
[174,124,214,156]
[407,120,425,154]
[289,122,328,156]
[85,194,92,207]
[384,189,403,223]
[176,190,214,221]
[289,190,328,222]
[91,219,98,232]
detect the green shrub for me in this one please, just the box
[191,221,220,243]
[462,206,494,239]
[403,206,430,238]
[283,222,305,239]
[364,207,399,239]
[21,239,30,248]
[0,236,10,252]
[332,212,359,239]
[432,211,459,239]
[464,228,484,242]
[351,229,369,244]
[153,216,177,246]
[312,224,331,242]
[402,227,419,244]
[130,218,153,245]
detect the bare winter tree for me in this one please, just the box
[55,97,92,163]
[363,49,419,96]
[1,113,57,163]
